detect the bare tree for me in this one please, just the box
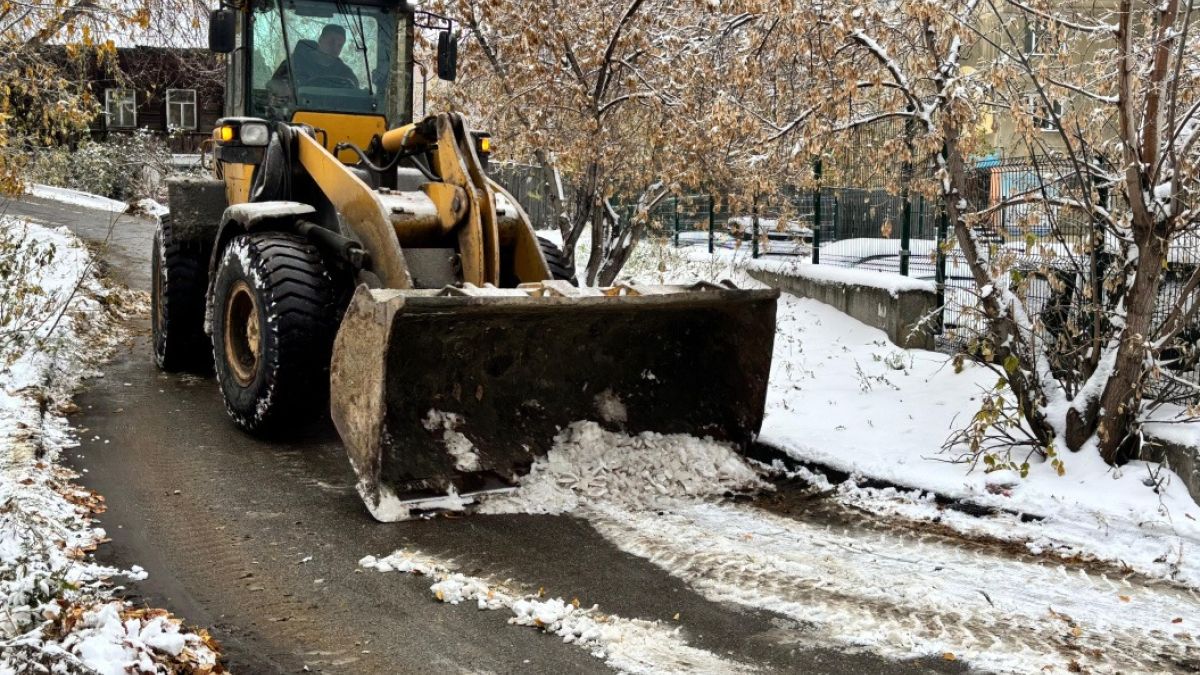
[741,0,1200,469]
[435,0,773,284]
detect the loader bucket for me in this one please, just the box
[330,282,779,521]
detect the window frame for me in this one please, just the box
[1026,95,1063,132]
[104,88,137,129]
[1024,22,1043,55]
[166,88,199,131]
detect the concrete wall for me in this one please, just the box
[1140,434,1200,506]
[748,268,938,350]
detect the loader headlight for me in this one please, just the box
[240,122,270,146]
[473,132,491,156]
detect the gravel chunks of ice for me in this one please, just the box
[58,603,216,675]
[480,421,768,515]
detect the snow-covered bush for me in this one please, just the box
[24,131,173,202]
[0,222,60,368]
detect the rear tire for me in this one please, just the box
[537,236,576,284]
[210,232,338,434]
[152,215,209,372]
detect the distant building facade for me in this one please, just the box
[89,47,224,154]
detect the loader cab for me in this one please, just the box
[211,0,418,159]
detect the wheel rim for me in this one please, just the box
[223,280,261,386]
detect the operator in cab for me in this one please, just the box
[273,23,359,88]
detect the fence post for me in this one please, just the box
[752,197,760,259]
[832,195,839,241]
[935,203,949,334]
[673,197,680,248]
[900,192,912,277]
[707,194,715,254]
[812,159,822,265]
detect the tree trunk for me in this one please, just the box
[942,131,1056,448]
[563,162,600,266]
[1094,227,1169,462]
[584,198,607,285]
[597,215,643,286]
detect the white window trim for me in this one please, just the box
[104,88,137,129]
[166,88,198,131]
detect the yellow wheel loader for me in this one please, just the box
[152,0,779,521]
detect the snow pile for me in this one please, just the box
[360,549,751,674]
[480,421,768,515]
[754,294,1200,587]
[134,198,170,218]
[38,603,221,675]
[0,218,219,673]
[359,550,441,576]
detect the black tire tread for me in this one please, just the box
[153,215,210,372]
[537,236,576,284]
[211,232,338,434]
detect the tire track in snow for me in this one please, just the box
[583,501,1200,673]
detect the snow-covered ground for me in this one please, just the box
[26,184,129,214]
[401,235,1200,672]
[637,241,1200,582]
[0,218,220,673]
[368,420,1200,673]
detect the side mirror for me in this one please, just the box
[209,9,237,54]
[436,31,458,82]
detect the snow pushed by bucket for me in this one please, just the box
[480,421,769,515]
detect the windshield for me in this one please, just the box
[250,0,402,122]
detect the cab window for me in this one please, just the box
[249,0,397,122]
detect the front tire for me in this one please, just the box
[152,215,209,372]
[537,236,576,284]
[210,232,338,434]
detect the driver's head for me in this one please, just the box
[318,24,346,57]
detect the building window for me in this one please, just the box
[1027,96,1063,131]
[104,89,137,128]
[166,89,198,130]
[1023,22,1040,55]
[1024,21,1061,56]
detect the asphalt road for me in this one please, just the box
[4,195,961,674]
